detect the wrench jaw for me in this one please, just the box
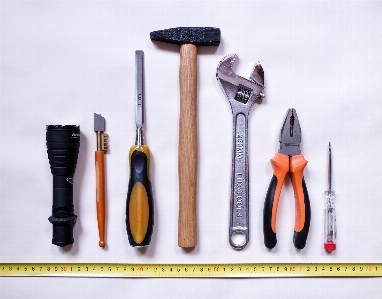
[216,52,237,79]
[216,53,265,109]
[250,62,265,97]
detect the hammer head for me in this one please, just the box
[150,27,221,46]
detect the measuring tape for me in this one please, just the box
[1,263,382,277]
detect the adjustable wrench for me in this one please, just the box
[216,53,264,250]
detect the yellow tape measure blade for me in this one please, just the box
[1,263,382,277]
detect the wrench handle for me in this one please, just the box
[178,43,198,248]
[229,113,249,250]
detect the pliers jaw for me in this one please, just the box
[279,108,301,156]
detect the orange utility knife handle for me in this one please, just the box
[95,151,106,247]
[290,154,310,249]
[263,153,289,249]
[126,145,154,247]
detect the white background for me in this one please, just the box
[1,0,382,298]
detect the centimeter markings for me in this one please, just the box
[1,263,382,278]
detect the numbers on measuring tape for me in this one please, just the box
[2,263,382,277]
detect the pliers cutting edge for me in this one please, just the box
[263,108,311,249]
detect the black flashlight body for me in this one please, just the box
[46,125,80,247]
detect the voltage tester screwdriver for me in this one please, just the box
[125,50,154,247]
[324,142,336,251]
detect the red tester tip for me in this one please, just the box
[324,242,336,251]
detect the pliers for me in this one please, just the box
[263,108,311,249]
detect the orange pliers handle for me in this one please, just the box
[263,153,310,249]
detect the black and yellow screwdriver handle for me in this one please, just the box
[263,153,310,249]
[126,145,154,247]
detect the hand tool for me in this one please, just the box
[263,108,310,249]
[4,262,382,278]
[94,113,108,247]
[150,27,221,248]
[324,142,336,251]
[125,50,154,247]
[216,53,265,250]
[46,125,80,247]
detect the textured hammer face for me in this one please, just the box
[150,27,221,46]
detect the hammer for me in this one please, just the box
[150,27,221,248]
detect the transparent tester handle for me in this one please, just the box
[324,189,336,251]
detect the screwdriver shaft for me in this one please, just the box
[135,50,144,145]
[328,142,332,191]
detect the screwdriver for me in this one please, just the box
[324,142,336,251]
[125,50,154,247]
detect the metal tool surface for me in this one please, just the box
[216,53,264,250]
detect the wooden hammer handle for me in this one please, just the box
[178,43,198,248]
[95,151,106,247]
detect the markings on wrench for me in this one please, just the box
[235,173,243,216]
[233,114,247,221]
[236,134,244,159]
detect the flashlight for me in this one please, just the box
[46,125,80,247]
